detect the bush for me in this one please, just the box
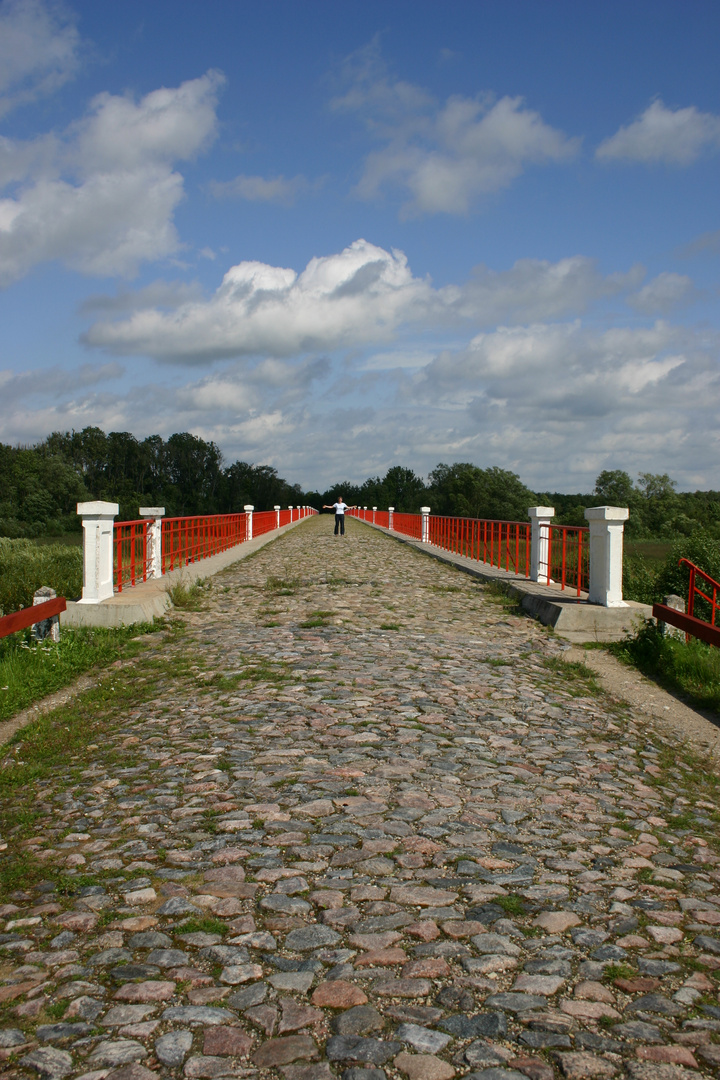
[0,538,83,615]
[622,553,658,605]
[611,618,720,715]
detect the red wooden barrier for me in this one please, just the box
[652,603,720,648]
[0,597,67,641]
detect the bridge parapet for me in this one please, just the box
[349,502,630,608]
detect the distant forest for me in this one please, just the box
[1,425,719,540]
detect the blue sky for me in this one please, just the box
[1,0,719,493]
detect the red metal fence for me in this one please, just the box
[653,558,720,647]
[548,525,589,596]
[115,519,149,592]
[0,597,67,641]
[350,508,590,596]
[113,507,316,591]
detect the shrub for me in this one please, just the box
[0,538,83,615]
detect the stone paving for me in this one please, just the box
[2,515,720,1080]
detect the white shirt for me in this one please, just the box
[333,502,348,514]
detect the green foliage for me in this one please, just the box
[428,462,534,521]
[0,623,157,721]
[0,538,83,614]
[610,618,720,715]
[167,579,208,610]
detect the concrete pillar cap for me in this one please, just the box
[420,506,431,514]
[77,501,119,516]
[528,506,555,518]
[585,506,630,522]
[139,507,165,517]
[244,504,254,512]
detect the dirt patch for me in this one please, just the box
[567,645,720,763]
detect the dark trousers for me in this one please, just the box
[334,513,345,535]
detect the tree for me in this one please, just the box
[428,463,534,521]
[594,470,634,506]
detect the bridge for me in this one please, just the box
[1,515,719,1080]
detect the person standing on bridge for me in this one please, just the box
[323,495,354,536]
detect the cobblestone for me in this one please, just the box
[2,517,720,1078]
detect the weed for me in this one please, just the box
[610,618,720,716]
[0,622,159,722]
[265,575,301,595]
[494,894,526,915]
[541,656,603,697]
[0,538,83,614]
[176,916,227,936]
[636,868,655,884]
[168,579,208,610]
[299,617,326,628]
[604,963,636,981]
[45,1000,69,1019]
[380,623,400,631]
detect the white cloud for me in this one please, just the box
[82,241,634,364]
[332,44,578,216]
[5,317,720,492]
[209,173,309,206]
[0,0,81,117]
[628,272,696,314]
[597,99,720,165]
[0,70,224,285]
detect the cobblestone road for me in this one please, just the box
[2,516,720,1080]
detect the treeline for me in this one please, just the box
[2,426,720,541]
[0,427,306,537]
[324,464,720,540]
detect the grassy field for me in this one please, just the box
[0,623,161,722]
[610,619,720,716]
[0,537,83,614]
[625,538,673,565]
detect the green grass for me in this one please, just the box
[494,893,526,915]
[167,578,209,610]
[610,618,720,715]
[0,537,83,614]
[380,623,400,631]
[0,622,159,722]
[541,656,603,697]
[176,916,228,936]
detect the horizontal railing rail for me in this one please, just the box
[162,513,247,574]
[0,597,67,640]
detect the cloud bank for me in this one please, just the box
[82,240,636,363]
[0,0,81,117]
[0,70,224,285]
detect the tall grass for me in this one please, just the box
[0,538,83,615]
[0,624,158,722]
[611,619,720,715]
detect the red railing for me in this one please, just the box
[0,597,67,641]
[653,559,720,647]
[162,514,248,574]
[548,525,589,596]
[428,516,531,576]
[351,508,592,596]
[683,557,719,628]
[113,507,316,590]
[115,519,149,592]
[389,512,422,540]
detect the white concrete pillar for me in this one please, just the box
[77,501,118,603]
[372,506,377,524]
[388,507,394,530]
[288,505,294,522]
[421,506,431,544]
[274,504,281,529]
[528,506,555,584]
[244,504,254,540]
[139,507,165,579]
[584,506,629,607]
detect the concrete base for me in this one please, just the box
[360,521,651,643]
[61,518,307,629]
